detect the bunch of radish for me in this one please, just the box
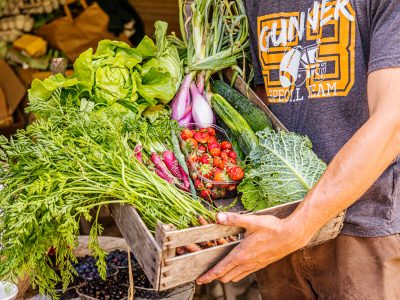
[134,143,190,192]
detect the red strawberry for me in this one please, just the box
[227,166,244,181]
[213,169,230,182]
[228,151,237,159]
[180,129,193,140]
[221,141,232,150]
[194,131,210,144]
[199,153,212,164]
[200,189,211,198]
[199,163,213,178]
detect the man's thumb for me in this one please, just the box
[216,212,255,230]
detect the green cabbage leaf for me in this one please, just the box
[239,128,327,211]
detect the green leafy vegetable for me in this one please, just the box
[239,128,327,210]
[0,91,215,298]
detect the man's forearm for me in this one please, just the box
[289,108,400,244]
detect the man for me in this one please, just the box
[197,1,400,299]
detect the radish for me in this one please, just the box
[150,152,175,183]
[162,151,182,179]
[134,144,143,162]
[155,168,173,184]
[179,165,190,191]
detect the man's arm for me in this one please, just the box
[196,67,400,284]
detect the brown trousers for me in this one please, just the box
[256,234,400,300]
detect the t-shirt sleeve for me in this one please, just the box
[368,0,400,73]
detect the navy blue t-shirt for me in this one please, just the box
[245,0,400,237]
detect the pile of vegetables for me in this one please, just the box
[208,81,327,211]
[0,23,215,298]
[0,0,330,297]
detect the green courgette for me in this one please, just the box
[211,93,258,155]
[211,80,272,132]
[216,117,245,161]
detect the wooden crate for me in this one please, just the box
[111,70,345,291]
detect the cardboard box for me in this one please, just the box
[0,60,26,123]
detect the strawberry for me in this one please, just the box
[200,189,212,198]
[194,131,210,144]
[188,153,198,164]
[180,128,193,140]
[228,151,237,159]
[227,166,244,181]
[198,144,207,154]
[208,141,220,149]
[194,179,205,190]
[185,138,198,151]
[199,163,213,178]
[209,148,221,157]
[220,151,229,161]
[208,136,217,145]
[213,157,222,168]
[205,127,216,136]
[199,153,212,164]
[213,169,230,182]
[221,141,232,150]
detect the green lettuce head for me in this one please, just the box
[74,40,142,106]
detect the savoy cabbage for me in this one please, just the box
[238,128,327,211]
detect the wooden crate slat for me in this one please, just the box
[110,204,162,288]
[159,242,239,290]
[163,224,243,249]
[163,200,302,248]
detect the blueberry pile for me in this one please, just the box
[73,255,117,280]
[78,278,129,300]
[54,273,84,299]
[133,267,153,288]
[106,250,137,268]
[135,288,168,299]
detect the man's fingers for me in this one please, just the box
[219,265,247,283]
[216,212,257,231]
[196,251,238,285]
[231,270,252,283]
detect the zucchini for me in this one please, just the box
[211,80,272,131]
[216,117,245,161]
[211,93,258,155]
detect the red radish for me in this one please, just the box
[151,152,175,182]
[155,168,173,184]
[162,151,182,179]
[134,143,143,162]
[179,165,191,190]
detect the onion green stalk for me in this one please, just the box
[180,0,249,87]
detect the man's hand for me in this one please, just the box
[196,212,309,285]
